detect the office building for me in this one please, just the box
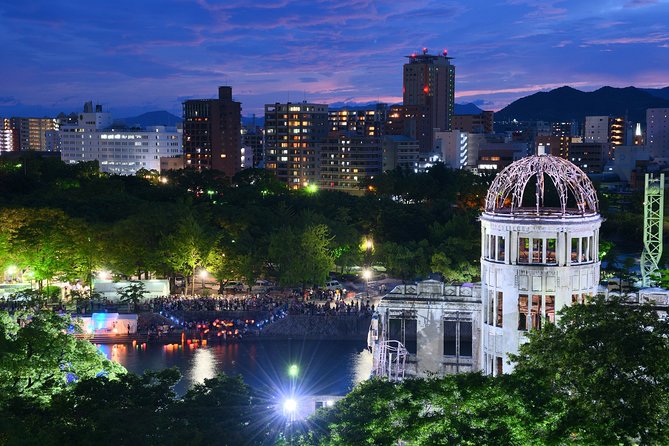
[264,101,328,188]
[402,48,456,152]
[182,86,241,177]
[59,103,181,175]
[569,142,608,174]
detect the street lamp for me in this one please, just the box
[363,268,372,299]
[5,265,17,283]
[288,364,299,378]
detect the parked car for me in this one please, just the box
[251,280,273,293]
[325,280,343,291]
[223,281,245,292]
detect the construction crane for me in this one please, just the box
[641,173,664,287]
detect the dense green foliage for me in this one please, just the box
[0,156,487,289]
[0,310,124,403]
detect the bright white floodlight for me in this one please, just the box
[283,398,297,414]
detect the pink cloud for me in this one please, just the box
[586,33,669,45]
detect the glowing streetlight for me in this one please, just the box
[362,268,372,281]
[97,270,111,280]
[6,265,17,275]
[365,238,373,251]
[283,398,297,414]
[288,364,299,378]
[363,268,372,299]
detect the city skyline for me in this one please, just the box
[1,0,669,117]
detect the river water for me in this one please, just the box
[98,339,372,396]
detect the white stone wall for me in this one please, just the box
[480,213,602,374]
[376,281,482,377]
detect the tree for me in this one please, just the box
[161,213,211,295]
[0,369,180,446]
[117,281,148,312]
[510,295,669,445]
[168,374,267,445]
[268,224,335,289]
[300,375,535,446]
[0,208,85,289]
[0,310,125,404]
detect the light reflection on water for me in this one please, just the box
[97,340,370,396]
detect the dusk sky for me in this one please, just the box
[1,0,668,118]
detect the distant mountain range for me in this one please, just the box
[116,111,182,127]
[495,86,669,123]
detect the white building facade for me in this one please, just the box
[371,281,482,379]
[59,104,182,175]
[434,130,472,169]
[480,155,602,374]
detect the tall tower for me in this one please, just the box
[481,155,601,375]
[182,86,241,178]
[402,48,455,152]
[641,173,664,287]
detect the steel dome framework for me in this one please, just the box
[484,155,598,216]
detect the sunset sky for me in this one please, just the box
[1,0,668,117]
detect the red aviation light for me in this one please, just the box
[443,48,448,56]
[423,85,429,94]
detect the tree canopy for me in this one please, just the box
[0,156,488,289]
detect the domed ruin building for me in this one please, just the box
[481,155,602,375]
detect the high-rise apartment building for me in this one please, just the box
[584,115,625,159]
[0,119,13,151]
[319,132,382,194]
[182,86,241,177]
[646,108,669,159]
[9,117,59,151]
[59,103,181,175]
[402,48,455,152]
[241,126,264,168]
[264,102,328,188]
[328,104,388,137]
[382,135,419,172]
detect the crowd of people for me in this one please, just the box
[147,291,374,337]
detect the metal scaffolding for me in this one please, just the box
[641,173,664,287]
